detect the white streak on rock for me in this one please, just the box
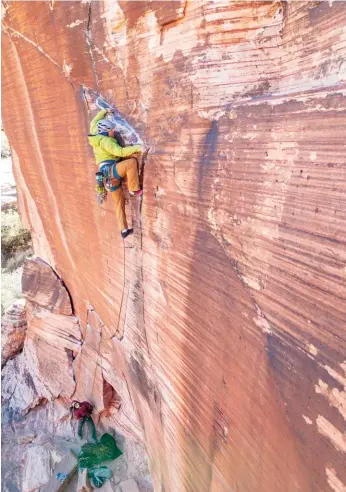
[9,38,76,270]
[63,59,73,78]
[242,276,261,291]
[324,365,346,387]
[67,19,83,28]
[316,375,346,421]
[326,468,346,492]
[4,25,60,69]
[253,305,272,334]
[316,415,346,453]
[93,46,110,63]
[308,344,318,356]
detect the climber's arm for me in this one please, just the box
[90,109,108,134]
[101,138,142,158]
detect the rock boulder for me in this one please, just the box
[1,299,27,366]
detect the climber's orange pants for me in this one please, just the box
[110,157,140,231]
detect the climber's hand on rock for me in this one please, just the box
[105,108,113,114]
[132,145,143,153]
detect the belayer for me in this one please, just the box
[88,108,143,239]
[71,400,96,441]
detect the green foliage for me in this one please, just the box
[1,208,32,268]
[1,130,11,158]
[1,268,23,315]
[1,206,32,314]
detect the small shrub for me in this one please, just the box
[5,250,32,273]
[1,268,23,315]
[1,203,17,213]
[1,228,32,266]
[1,225,11,235]
[1,130,11,158]
[1,206,33,313]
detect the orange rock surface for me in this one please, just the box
[22,258,73,315]
[2,1,346,491]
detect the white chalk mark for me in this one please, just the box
[308,344,318,356]
[67,20,83,28]
[93,46,110,64]
[63,59,73,78]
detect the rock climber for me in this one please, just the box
[71,400,97,442]
[88,108,143,239]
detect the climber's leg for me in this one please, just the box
[78,417,85,439]
[85,416,97,442]
[115,158,140,192]
[111,188,128,231]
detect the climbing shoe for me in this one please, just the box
[129,189,143,197]
[121,228,133,239]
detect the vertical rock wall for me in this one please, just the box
[2,1,346,491]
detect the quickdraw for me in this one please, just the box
[95,171,107,204]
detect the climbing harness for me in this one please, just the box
[95,160,122,205]
[100,160,122,184]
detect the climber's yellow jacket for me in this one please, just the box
[88,109,141,165]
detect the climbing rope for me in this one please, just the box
[87,204,129,404]
[87,155,146,408]
[89,153,147,352]
[100,153,145,342]
[90,322,101,398]
[88,203,129,400]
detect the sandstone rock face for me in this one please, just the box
[2,2,346,491]
[119,479,140,492]
[1,257,81,491]
[1,299,27,366]
[41,451,78,492]
[22,445,52,492]
[1,255,151,491]
[22,258,72,315]
[2,258,81,419]
[1,397,78,492]
[77,468,93,492]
